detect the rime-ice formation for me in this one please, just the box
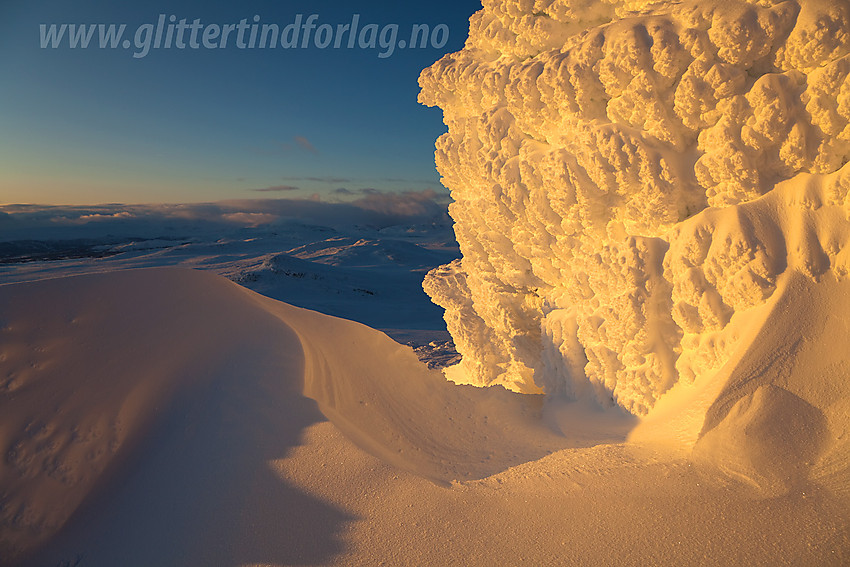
[419,0,850,414]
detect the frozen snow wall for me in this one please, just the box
[419,0,850,414]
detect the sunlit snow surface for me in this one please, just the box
[419,0,850,414]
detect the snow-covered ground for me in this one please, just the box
[1,267,848,566]
[0,200,462,362]
[0,198,848,564]
[0,198,848,566]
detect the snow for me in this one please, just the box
[1,0,850,563]
[0,201,460,346]
[418,0,850,415]
[0,267,847,565]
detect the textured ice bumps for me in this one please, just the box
[419,0,850,414]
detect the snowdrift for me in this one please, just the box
[419,0,850,416]
[0,268,574,565]
[0,267,848,565]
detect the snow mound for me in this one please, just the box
[0,268,575,564]
[419,0,850,414]
[690,270,850,499]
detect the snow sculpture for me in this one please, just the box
[419,0,850,414]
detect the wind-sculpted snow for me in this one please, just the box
[419,0,850,414]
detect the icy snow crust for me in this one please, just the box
[419,0,850,414]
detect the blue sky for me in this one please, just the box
[0,0,481,205]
